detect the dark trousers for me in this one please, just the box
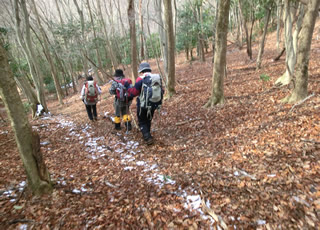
[85,104,97,120]
[137,107,155,140]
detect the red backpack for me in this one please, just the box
[115,78,132,102]
[85,81,98,103]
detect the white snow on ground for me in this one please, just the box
[36,115,218,225]
[0,114,267,228]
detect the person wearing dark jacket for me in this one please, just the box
[109,69,132,130]
[125,63,163,145]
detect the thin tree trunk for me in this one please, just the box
[55,0,78,94]
[97,0,118,70]
[283,0,320,103]
[15,75,38,117]
[156,0,168,79]
[239,0,254,60]
[205,0,230,107]
[256,6,272,70]
[197,0,205,62]
[73,0,89,74]
[87,0,105,84]
[128,0,139,80]
[31,0,64,105]
[113,0,127,38]
[0,43,52,195]
[19,0,48,112]
[139,0,145,60]
[163,0,176,98]
[276,0,283,51]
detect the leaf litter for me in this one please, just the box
[0,24,320,229]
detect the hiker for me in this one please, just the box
[125,62,164,145]
[80,73,101,122]
[109,69,133,131]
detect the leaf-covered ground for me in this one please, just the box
[1,26,320,229]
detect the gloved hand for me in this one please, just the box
[123,81,130,88]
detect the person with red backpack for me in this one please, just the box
[109,69,133,131]
[124,63,164,145]
[80,73,101,122]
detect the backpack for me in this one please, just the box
[139,74,163,111]
[115,78,132,102]
[85,81,98,103]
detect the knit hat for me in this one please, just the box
[114,69,125,77]
[138,62,151,73]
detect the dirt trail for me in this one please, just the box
[1,23,320,228]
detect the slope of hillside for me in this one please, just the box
[0,22,319,229]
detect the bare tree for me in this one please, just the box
[283,0,320,103]
[73,0,89,74]
[155,0,168,79]
[256,4,272,70]
[163,0,176,98]
[128,0,138,80]
[205,0,230,107]
[275,1,304,86]
[139,0,145,60]
[239,0,255,60]
[97,0,118,70]
[0,42,52,195]
[15,0,48,112]
[31,0,64,105]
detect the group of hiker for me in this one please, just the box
[80,63,164,145]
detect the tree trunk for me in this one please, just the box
[276,0,283,51]
[54,0,78,94]
[87,0,105,84]
[97,0,118,70]
[31,0,64,105]
[197,0,205,62]
[275,1,303,86]
[155,0,168,79]
[139,0,145,60]
[20,0,48,112]
[73,0,89,74]
[205,0,230,107]
[239,0,254,60]
[163,0,176,98]
[256,6,272,70]
[283,0,320,103]
[128,0,139,80]
[0,43,52,195]
[15,75,38,117]
[212,0,219,63]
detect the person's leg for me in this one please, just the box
[146,108,155,133]
[122,103,131,131]
[137,107,153,144]
[114,99,121,130]
[92,104,97,120]
[85,104,93,120]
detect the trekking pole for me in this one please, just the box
[130,108,139,129]
[125,93,129,134]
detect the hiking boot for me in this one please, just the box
[145,136,154,145]
[125,121,132,131]
[115,123,121,130]
[93,117,98,121]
